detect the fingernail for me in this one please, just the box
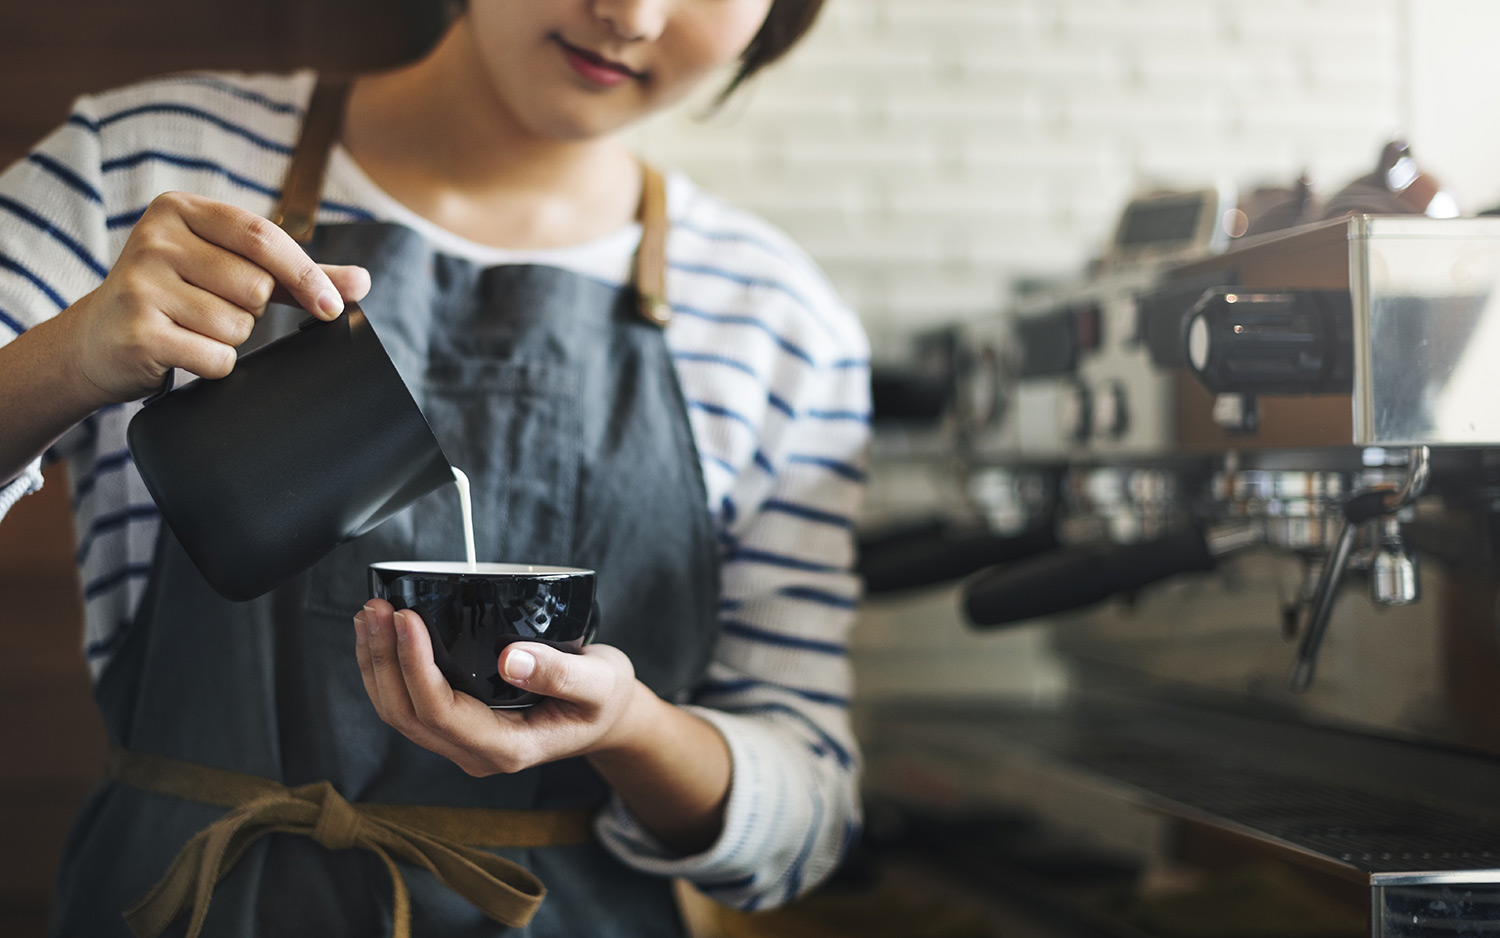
[317,289,343,318]
[504,649,535,683]
[353,613,368,644]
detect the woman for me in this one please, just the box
[0,0,868,935]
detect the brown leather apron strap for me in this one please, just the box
[634,162,671,326]
[271,77,351,244]
[106,746,593,938]
[271,76,672,325]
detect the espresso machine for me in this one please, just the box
[856,205,1500,935]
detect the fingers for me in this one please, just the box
[391,607,463,727]
[352,605,380,704]
[355,601,489,772]
[163,282,261,348]
[169,192,344,320]
[143,194,372,318]
[72,191,376,401]
[352,604,639,777]
[146,319,238,381]
[169,240,278,314]
[356,602,448,748]
[267,264,371,311]
[355,600,414,722]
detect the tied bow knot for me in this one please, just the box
[120,775,553,938]
[308,781,362,851]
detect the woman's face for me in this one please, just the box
[462,0,775,141]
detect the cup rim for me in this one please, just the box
[370,561,594,577]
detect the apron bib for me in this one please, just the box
[49,80,720,938]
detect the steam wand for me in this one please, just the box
[1289,445,1430,692]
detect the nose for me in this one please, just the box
[590,0,668,41]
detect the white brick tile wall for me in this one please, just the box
[636,0,1424,342]
[630,1,1500,706]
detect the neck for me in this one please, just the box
[341,20,642,249]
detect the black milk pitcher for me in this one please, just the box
[127,302,453,602]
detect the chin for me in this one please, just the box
[524,99,646,142]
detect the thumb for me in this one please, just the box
[499,642,627,705]
[322,264,371,302]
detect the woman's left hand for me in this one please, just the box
[353,598,648,776]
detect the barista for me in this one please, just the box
[0,1,868,935]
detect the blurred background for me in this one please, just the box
[6,1,1500,935]
[634,0,1500,344]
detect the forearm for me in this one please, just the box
[587,683,732,855]
[0,308,111,486]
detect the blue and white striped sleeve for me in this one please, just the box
[596,288,871,910]
[0,94,112,520]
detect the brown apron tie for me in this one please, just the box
[107,746,593,938]
[271,77,672,326]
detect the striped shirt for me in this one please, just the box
[0,71,870,909]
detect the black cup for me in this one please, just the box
[369,562,598,708]
[127,303,454,602]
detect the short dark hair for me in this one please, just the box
[718,0,827,102]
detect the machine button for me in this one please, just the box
[1185,288,1354,394]
[1073,302,1103,352]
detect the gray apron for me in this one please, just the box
[48,81,720,938]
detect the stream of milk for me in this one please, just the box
[452,467,477,571]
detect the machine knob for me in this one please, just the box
[1059,383,1092,443]
[1185,288,1353,394]
[1093,381,1128,438]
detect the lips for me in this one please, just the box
[551,34,645,88]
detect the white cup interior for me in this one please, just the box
[370,561,593,577]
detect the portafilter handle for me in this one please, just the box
[859,523,1060,595]
[962,524,1252,629]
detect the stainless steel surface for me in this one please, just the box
[1212,467,1346,550]
[985,216,1500,457]
[859,215,1500,935]
[1385,445,1433,510]
[1357,218,1500,446]
[1370,516,1421,606]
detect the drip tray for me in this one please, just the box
[864,696,1500,885]
[1052,728,1500,879]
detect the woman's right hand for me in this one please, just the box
[65,191,371,403]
